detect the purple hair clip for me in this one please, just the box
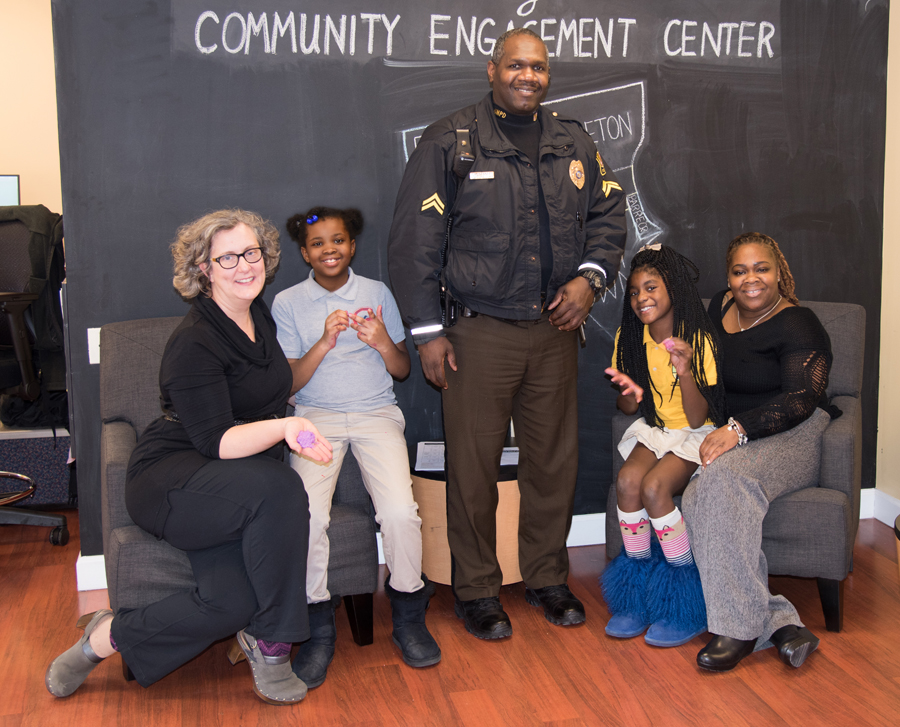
[296,430,316,448]
[306,215,318,224]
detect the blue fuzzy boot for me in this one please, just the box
[600,541,661,639]
[643,558,708,647]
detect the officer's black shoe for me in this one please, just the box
[454,597,512,640]
[525,584,586,626]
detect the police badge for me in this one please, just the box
[569,159,585,189]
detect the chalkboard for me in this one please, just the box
[52,0,887,555]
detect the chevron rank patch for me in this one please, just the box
[602,180,622,198]
[596,151,606,176]
[569,160,585,189]
[421,192,445,215]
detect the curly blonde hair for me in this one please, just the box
[171,209,281,299]
[726,232,799,305]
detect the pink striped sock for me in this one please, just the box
[651,508,694,566]
[617,507,652,559]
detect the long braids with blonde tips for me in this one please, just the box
[616,245,727,429]
[726,232,799,305]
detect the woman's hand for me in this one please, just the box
[662,336,693,379]
[605,367,644,402]
[699,425,740,467]
[320,310,349,350]
[285,417,333,463]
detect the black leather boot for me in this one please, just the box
[291,596,338,688]
[385,575,442,668]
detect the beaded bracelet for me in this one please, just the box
[727,417,748,446]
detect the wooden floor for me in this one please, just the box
[2,512,899,726]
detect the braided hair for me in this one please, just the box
[616,245,727,428]
[725,232,799,305]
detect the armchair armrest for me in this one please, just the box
[101,420,138,540]
[819,396,862,523]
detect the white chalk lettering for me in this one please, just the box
[585,111,633,143]
[618,18,635,57]
[430,14,451,55]
[325,15,346,55]
[246,13,270,55]
[738,22,755,57]
[271,12,296,54]
[720,23,739,55]
[517,0,538,17]
[758,21,775,58]
[382,15,400,56]
[350,15,356,56]
[195,11,218,54]
[664,19,681,56]
[681,20,697,57]
[457,16,476,56]
[665,19,774,59]
[222,12,247,54]
[701,22,721,56]
[595,18,613,58]
[478,19,496,55]
[541,18,557,57]
[557,18,577,59]
[361,14,380,54]
[577,19,592,58]
[299,14,320,54]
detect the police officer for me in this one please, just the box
[388,28,626,640]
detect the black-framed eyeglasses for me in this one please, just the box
[211,247,264,269]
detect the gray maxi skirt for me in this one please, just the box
[682,408,830,647]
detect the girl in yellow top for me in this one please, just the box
[603,244,726,648]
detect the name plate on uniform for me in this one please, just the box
[469,171,494,180]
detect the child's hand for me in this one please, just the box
[321,310,349,350]
[349,306,391,351]
[662,337,693,378]
[605,367,644,402]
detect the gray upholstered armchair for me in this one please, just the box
[99,316,379,678]
[605,300,864,632]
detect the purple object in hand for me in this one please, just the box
[663,338,675,352]
[296,430,316,448]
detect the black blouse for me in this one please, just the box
[125,294,292,537]
[708,290,834,440]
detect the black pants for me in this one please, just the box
[112,456,310,687]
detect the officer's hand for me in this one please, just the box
[418,336,457,390]
[547,276,595,331]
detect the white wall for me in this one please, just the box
[0,0,62,212]
[877,5,900,502]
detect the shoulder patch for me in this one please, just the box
[602,180,623,198]
[421,193,445,215]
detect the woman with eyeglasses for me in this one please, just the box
[46,209,332,705]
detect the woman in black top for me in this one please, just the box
[683,232,835,672]
[46,210,331,705]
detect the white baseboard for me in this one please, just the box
[78,492,896,590]
[76,553,107,591]
[868,488,900,527]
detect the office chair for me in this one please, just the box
[0,205,69,545]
